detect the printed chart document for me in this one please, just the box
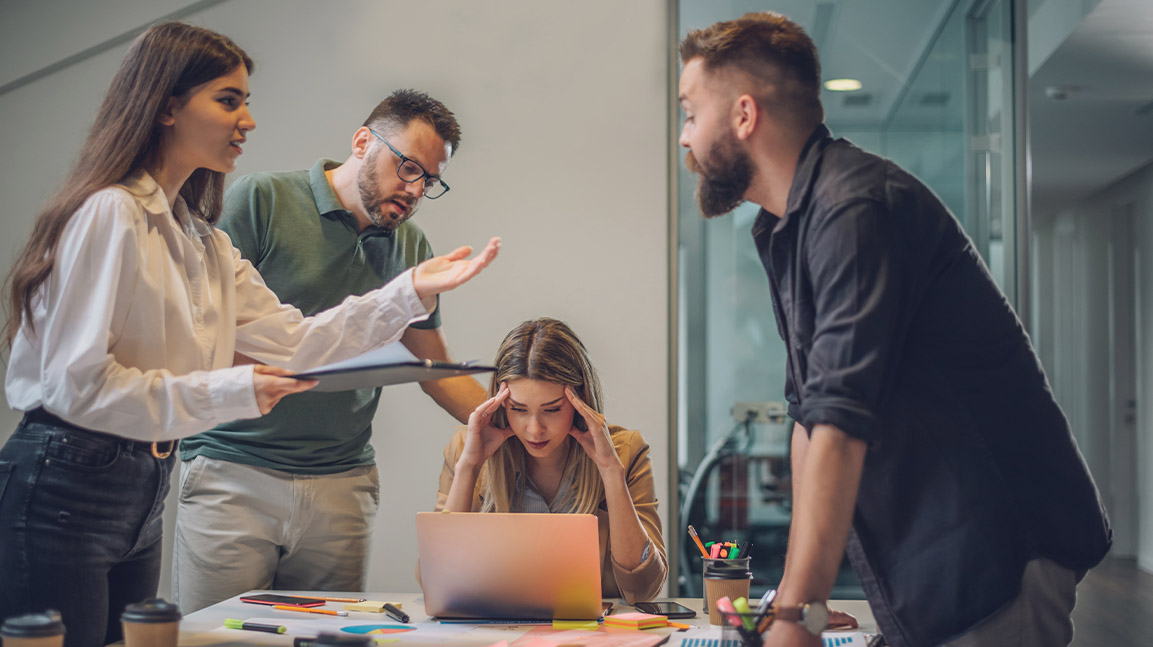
[289,342,494,392]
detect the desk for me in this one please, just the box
[178,592,877,646]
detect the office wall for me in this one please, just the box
[0,0,671,597]
[1033,162,1153,568]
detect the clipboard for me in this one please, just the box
[287,342,495,392]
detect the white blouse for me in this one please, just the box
[6,172,429,442]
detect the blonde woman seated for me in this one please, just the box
[435,318,667,603]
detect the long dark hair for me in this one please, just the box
[3,22,253,347]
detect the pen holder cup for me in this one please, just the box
[702,557,752,624]
[720,611,764,647]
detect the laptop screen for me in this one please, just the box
[415,511,603,620]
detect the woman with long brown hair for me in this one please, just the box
[0,22,496,646]
[435,318,667,604]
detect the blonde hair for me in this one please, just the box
[480,318,606,515]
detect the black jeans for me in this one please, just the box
[0,411,176,647]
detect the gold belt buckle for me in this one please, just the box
[151,440,177,459]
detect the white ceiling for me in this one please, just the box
[679,0,956,128]
[1029,0,1153,220]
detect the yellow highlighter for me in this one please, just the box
[732,597,756,631]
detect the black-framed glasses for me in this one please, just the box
[368,128,450,199]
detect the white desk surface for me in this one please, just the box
[177,592,876,646]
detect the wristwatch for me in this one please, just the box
[772,600,828,636]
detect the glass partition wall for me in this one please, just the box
[672,0,1020,597]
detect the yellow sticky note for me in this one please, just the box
[552,619,601,630]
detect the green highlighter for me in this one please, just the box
[731,597,756,631]
[225,618,287,634]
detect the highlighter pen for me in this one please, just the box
[382,602,410,623]
[273,604,349,616]
[224,618,286,634]
[732,596,756,631]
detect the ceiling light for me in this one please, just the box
[824,79,862,92]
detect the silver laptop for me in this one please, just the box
[415,511,603,620]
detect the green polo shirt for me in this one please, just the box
[179,158,440,474]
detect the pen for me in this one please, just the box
[687,525,710,559]
[273,604,348,616]
[756,588,777,615]
[754,589,777,634]
[312,596,367,603]
[382,602,410,623]
[224,618,286,634]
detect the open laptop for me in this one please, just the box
[415,511,603,621]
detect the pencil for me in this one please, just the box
[273,605,348,617]
[311,596,367,603]
[687,525,710,558]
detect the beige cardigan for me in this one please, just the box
[432,425,668,604]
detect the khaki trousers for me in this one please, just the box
[172,455,379,613]
[942,558,1080,647]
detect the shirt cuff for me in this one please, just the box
[383,268,432,327]
[208,364,261,423]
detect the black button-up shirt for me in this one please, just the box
[753,125,1111,647]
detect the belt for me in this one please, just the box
[23,407,179,459]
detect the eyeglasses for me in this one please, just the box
[368,128,450,199]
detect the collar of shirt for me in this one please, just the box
[752,123,834,238]
[310,158,394,239]
[120,170,211,242]
[513,470,573,513]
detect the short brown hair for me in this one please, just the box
[680,12,824,126]
[363,89,462,154]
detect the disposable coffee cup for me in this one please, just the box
[311,633,373,646]
[702,557,752,625]
[0,610,65,647]
[120,598,181,647]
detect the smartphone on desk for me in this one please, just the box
[239,593,325,607]
[633,601,696,619]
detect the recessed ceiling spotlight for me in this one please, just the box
[824,78,862,92]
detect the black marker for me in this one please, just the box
[383,602,410,624]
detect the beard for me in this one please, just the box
[358,147,418,230]
[686,131,753,218]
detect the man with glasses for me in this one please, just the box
[173,89,487,612]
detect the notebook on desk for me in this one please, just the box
[415,511,603,621]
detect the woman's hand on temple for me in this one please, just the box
[412,237,501,304]
[252,365,316,414]
[458,383,515,469]
[565,387,623,473]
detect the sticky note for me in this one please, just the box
[552,619,601,630]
